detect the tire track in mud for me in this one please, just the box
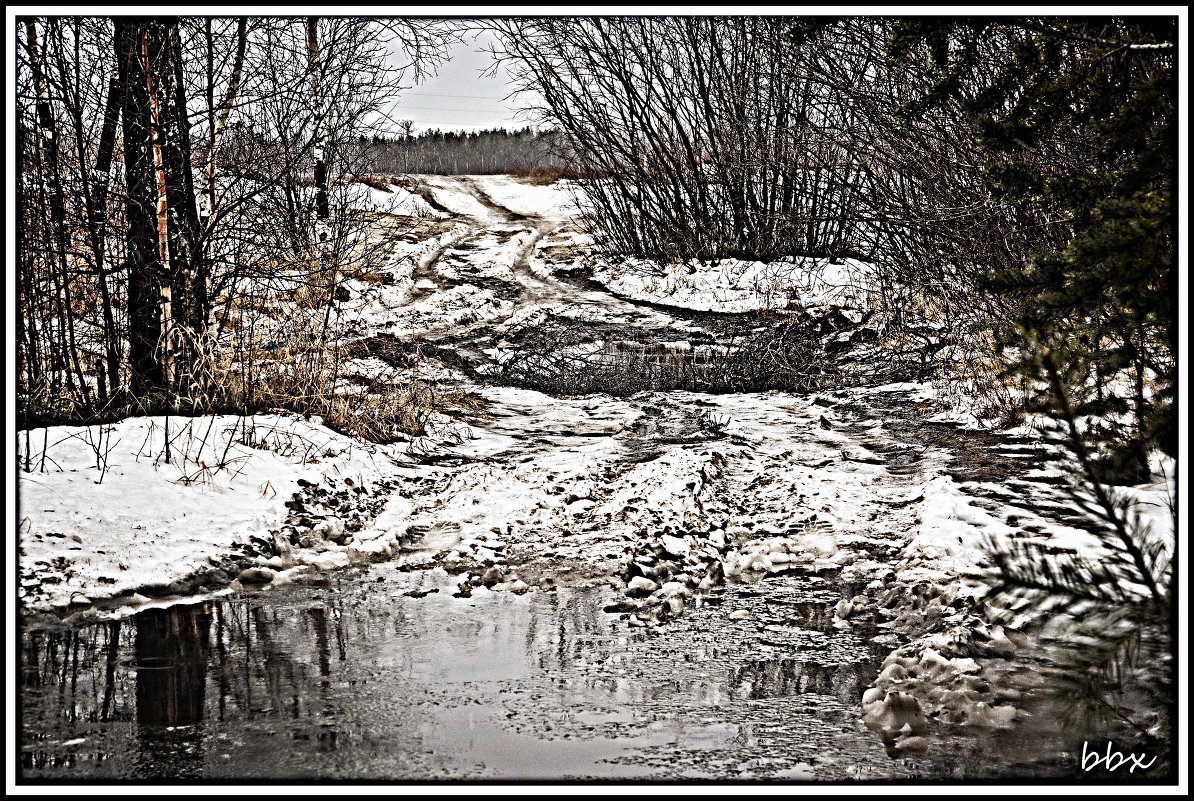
[388,177,707,374]
[353,179,1089,773]
[393,385,1078,777]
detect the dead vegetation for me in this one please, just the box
[491,310,848,396]
[507,165,587,184]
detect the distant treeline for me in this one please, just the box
[364,126,575,175]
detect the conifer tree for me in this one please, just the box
[892,17,1177,483]
[891,18,1176,761]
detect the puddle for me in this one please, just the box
[20,563,1077,780]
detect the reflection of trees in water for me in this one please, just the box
[23,620,132,725]
[22,597,353,767]
[208,598,344,729]
[725,594,891,707]
[134,603,213,778]
[22,585,641,778]
[730,657,877,707]
[135,603,212,727]
[528,589,610,676]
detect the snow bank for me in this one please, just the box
[17,413,394,614]
[592,255,875,314]
[901,457,1176,593]
[343,180,448,219]
[410,175,496,220]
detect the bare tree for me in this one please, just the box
[16,14,459,425]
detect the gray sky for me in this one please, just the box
[388,29,544,134]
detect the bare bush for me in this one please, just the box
[491,17,1072,403]
[493,311,842,396]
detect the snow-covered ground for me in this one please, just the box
[17,413,400,615]
[593,254,875,314]
[343,179,450,219]
[16,173,1178,768]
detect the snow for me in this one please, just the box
[17,413,396,614]
[467,174,581,222]
[591,255,876,314]
[410,175,500,220]
[343,179,449,219]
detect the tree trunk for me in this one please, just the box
[307,18,330,226]
[153,20,205,397]
[26,19,89,403]
[116,18,165,396]
[141,22,175,389]
[81,60,125,395]
[202,17,247,229]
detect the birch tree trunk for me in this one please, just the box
[141,23,175,389]
[307,17,330,227]
[202,17,247,230]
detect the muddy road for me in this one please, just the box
[20,176,1093,781]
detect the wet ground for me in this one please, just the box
[20,558,1082,781]
[18,177,1133,782]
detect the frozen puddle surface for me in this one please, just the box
[21,561,1072,780]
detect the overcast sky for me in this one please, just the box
[387,28,544,134]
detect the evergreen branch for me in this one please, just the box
[1040,348,1163,607]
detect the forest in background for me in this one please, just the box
[363,126,573,175]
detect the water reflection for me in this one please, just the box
[131,604,212,778]
[20,567,1073,780]
[134,604,211,727]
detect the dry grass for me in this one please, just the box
[351,269,393,287]
[322,381,488,442]
[508,166,587,185]
[350,173,393,192]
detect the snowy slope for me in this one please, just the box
[17,414,398,614]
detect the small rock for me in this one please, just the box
[238,567,277,584]
[404,588,439,598]
[892,735,928,756]
[164,579,192,595]
[660,534,690,558]
[863,690,925,740]
[729,609,751,620]
[626,576,658,596]
[603,599,638,613]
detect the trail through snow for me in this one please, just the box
[17,175,1175,780]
